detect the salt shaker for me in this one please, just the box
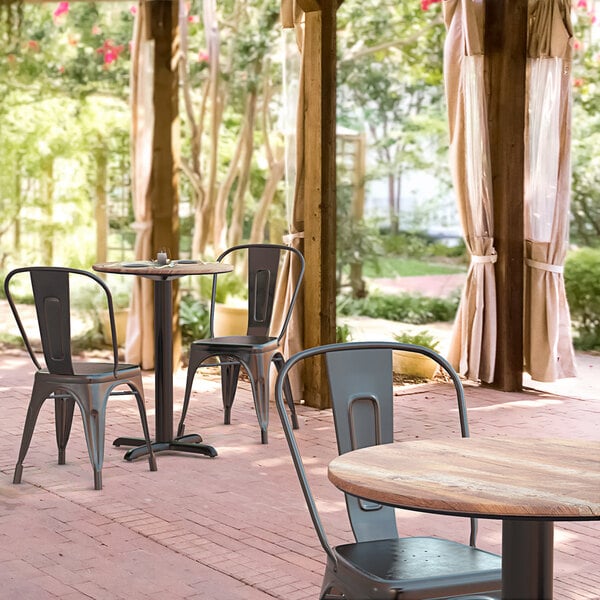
[157,250,168,265]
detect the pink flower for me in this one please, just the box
[577,0,588,8]
[92,25,102,35]
[27,40,40,52]
[573,78,584,87]
[97,39,125,65]
[421,0,441,10]
[188,14,200,24]
[130,5,137,15]
[53,2,69,22]
[198,50,209,63]
[573,38,583,51]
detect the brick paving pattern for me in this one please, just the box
[0,347,598,599]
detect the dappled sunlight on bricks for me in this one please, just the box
[0,348,598,598]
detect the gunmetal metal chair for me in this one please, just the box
[177,243,304,444]
[4,266,157,490]
[275,341,502,600]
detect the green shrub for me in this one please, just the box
[337,291,460,324]
[392,330,440,351]
[565,247,600,350]
[336,323,353,343]
[180,294,210,346]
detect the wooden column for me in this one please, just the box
[485,0,527,391]
[149,0,181,365]
[300,1,337,408]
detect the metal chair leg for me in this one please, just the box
[221,361,241,425]
[54,395,75,465]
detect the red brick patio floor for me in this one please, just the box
[0,347,598,599]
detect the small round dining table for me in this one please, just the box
[93,260,233,460]
[328,436,600,600]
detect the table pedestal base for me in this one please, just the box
[114,435,218,460]
[502,520,554,599]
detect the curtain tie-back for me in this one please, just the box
[525,258,564,274]
[471,253,497,264]
[283,231,305,245]
[131,220,152,232]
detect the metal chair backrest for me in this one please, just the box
[325,346,398,542]
[275,341,473,563]
[4,266,120,376]
[211,244,305,340]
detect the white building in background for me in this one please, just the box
[365,172,462,243]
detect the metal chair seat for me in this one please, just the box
[333,537,501,597]
[38,362,142,381]
[192,335,278,350]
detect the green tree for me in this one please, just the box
[179,0,286,256]
[0,2,133,268]
[571,1,600,247]
[337,0,448,235]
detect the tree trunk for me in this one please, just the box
[228,89,258,248]
[95,148,108,263]
[250,153,285,243]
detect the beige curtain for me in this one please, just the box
[444,0,497,383]
[125,0,155,369]
[523,0,576,381]
[272,0,306,398]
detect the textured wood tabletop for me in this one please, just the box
[328,437,600,520]
[93,260,233,278]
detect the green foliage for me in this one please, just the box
[336,323,353,343]
[0,3,133,270]
[180,294,210,347]
[564,248,600,350]
[338,291,459,324]
[393,329,439,352]
[196,272,248,305]
[362,257,465,278]
[571,4,600,246]
[337,0,448,233]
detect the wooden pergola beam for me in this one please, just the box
[301,3,337,408]
[147,0,181,365]
[485,0,528,391]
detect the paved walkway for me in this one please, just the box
[0,347,599,599]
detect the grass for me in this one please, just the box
[362,257,467,278]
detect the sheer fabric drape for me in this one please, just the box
[125,1,155,369]
[444,0,497,383]
[524,0,576,381]
[273,0,306,399]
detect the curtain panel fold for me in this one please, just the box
[444,0,576,384]
[523,0,576,381]
[444,0,497,383]
[125,0,156,369]
[271,1,306,400]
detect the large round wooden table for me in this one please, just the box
[328,436,600,600]
[93,260,233,460]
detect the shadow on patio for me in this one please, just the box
[0,348,598,599]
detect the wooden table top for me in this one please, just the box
[93,260,233,278]
[328,437,600,521]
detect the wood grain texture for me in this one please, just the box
[328,437,600,520]
[93,261,233,278]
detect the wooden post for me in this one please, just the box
[485,0,527,391]
[301,2,337,408]
[149,0,181,367]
